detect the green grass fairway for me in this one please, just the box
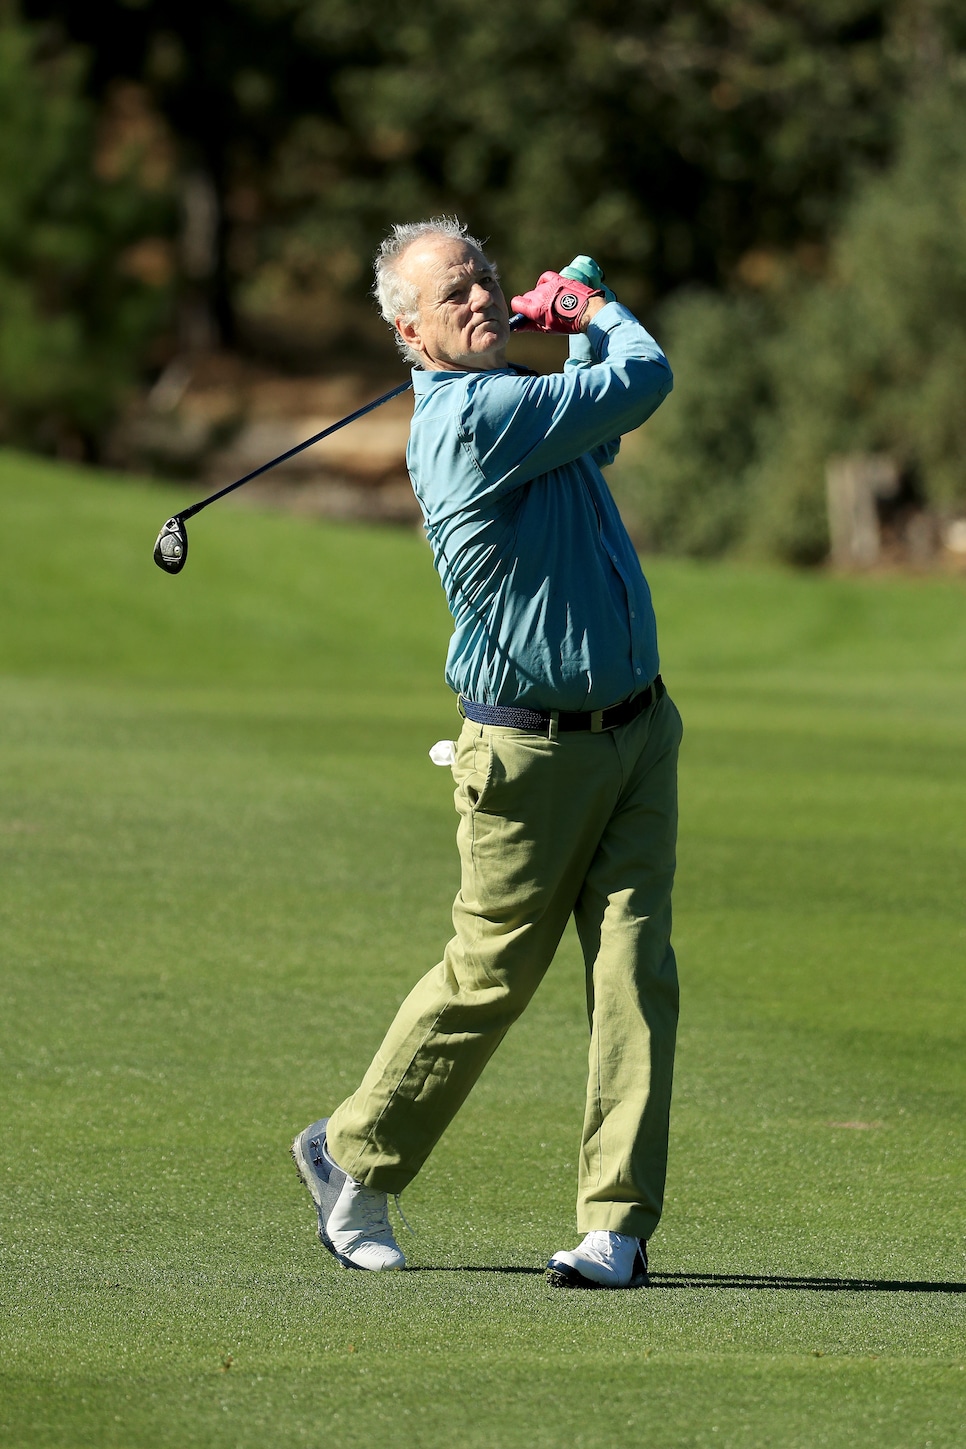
[1,450,964,1448]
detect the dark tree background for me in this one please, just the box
[20,0,919,334]
[5,0,966,555]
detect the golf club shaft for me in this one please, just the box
[179,314,528,523]
[180,380,412,522]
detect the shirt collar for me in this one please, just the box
[411,363,534,393]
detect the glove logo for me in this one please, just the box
[558,293,580,312]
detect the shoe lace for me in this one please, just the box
[393,1194,415,1239]
[347,1184,415,1242]
[350,1183,393,1236]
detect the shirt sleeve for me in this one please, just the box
[458,303,672,495]
[565,328,619,469]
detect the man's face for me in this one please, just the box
[395,236,510,371]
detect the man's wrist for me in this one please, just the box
[579,295,608,332]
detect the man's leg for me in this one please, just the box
[571,691,682,1243]
[325,718,622,1194]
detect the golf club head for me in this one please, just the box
[154,516,188,574]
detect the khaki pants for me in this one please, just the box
[327,689,682,1240]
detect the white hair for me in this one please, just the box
[373,216,495,365]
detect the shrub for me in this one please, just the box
[0,17,173,454]
[618,77,966,563]
[612,289,775,557]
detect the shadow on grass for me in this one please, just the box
[652,1273,966,1294]
[405,1266,543,1276]
[406,1267,966,1293]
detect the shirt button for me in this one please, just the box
[636,667,642,675]
[630,611,636,619]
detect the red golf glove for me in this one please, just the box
[510,271,603,334]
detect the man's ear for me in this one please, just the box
[396,315,421,353]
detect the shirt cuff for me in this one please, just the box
[586,300,637,337]
[567,332,595,364]
[585,302,670,370]
[582,302,638,362]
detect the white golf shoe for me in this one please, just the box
[546,1231,649,1289]
[292,1119,405,1271]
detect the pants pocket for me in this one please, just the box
[453,726,493,811]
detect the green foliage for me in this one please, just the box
[613,289,774,556]
[11,1,966,547]
[0,16,172,452]
[26,0,936,320]
[752,77,966,559]
[263,0,907,308]
[619,75,966,563]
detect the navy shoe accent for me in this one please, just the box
[291,1118,355,1266]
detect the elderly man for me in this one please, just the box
[293,217,681,1290]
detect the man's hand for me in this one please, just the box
[561,255,617,304]
[510,271,604,334]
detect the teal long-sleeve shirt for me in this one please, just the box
[407,302,673,712]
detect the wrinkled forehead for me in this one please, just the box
[399,237,493,301]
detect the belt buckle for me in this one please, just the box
[589,708,606,733]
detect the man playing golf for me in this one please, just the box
[293,217,680,1289]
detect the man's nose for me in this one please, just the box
[470,282,494,310]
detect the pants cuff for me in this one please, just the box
[576,1205,658,1239]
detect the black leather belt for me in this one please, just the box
[460,676,663,734]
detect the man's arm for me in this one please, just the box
[580,295,609,329]
[565,296,621,469]
[458,303,672,493]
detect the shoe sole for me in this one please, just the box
[291,1126,404,1273]
[545,1264,650,1289]
[546,1248,650,1290]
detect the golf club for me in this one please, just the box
[153,313,528,575]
